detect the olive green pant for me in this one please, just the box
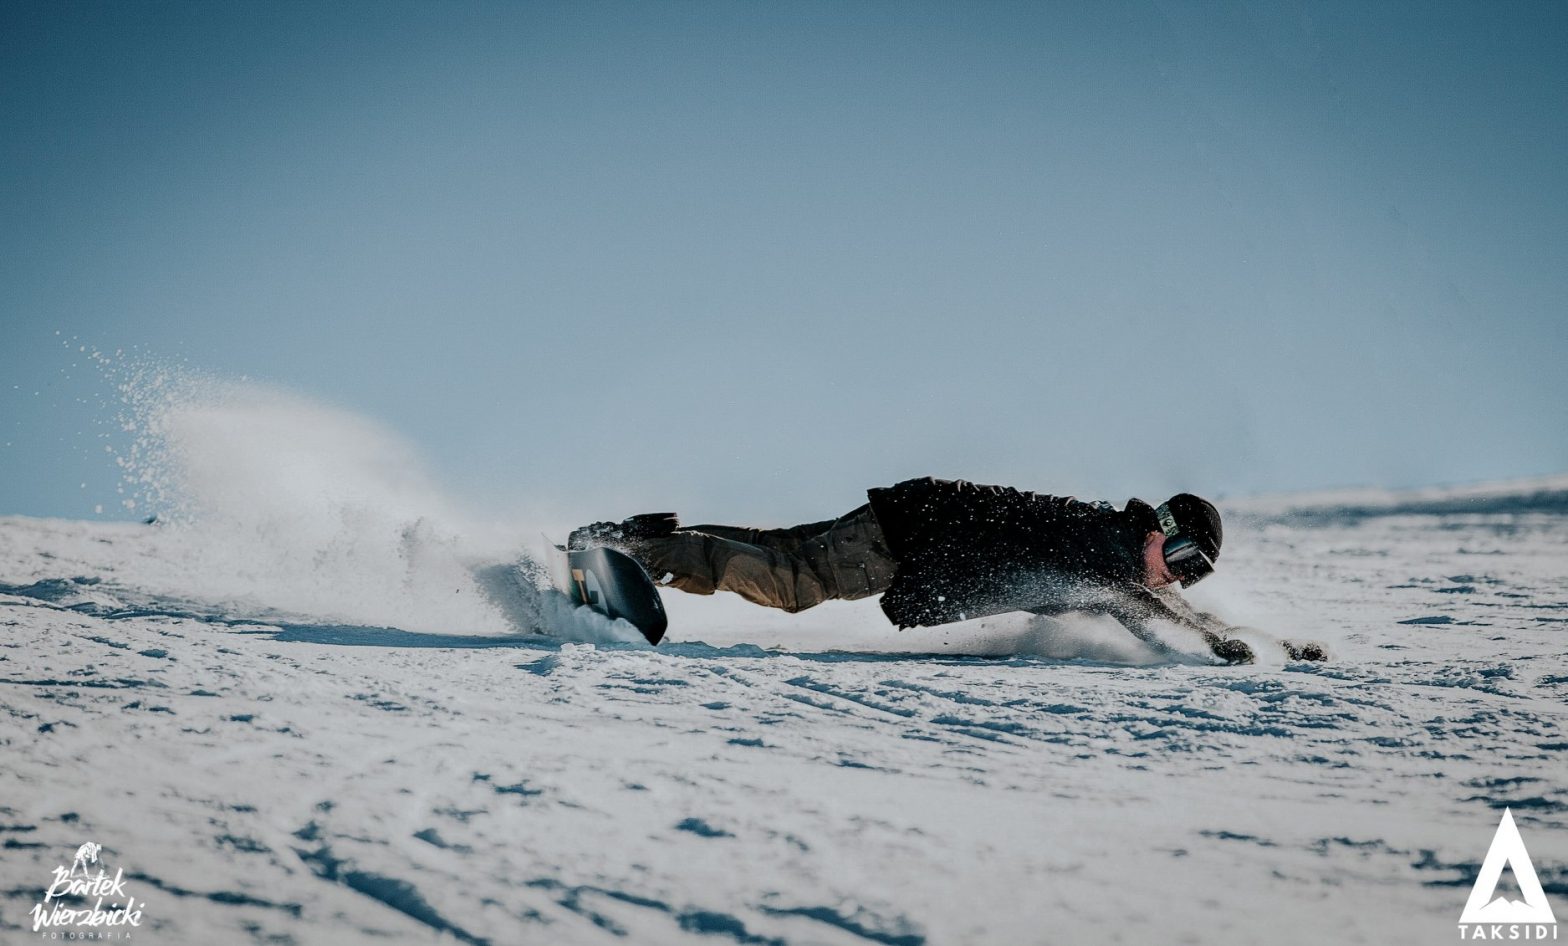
[635,504,898,613]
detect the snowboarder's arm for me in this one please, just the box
[1103,588,1326,662]
[1099,586,1254,664]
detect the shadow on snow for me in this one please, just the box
[0,576,1140,670]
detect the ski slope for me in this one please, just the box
[1,478,1566,945]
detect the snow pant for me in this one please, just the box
[634,503,900,613]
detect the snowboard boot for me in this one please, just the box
[568,512,680,557]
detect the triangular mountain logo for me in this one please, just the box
[1459,808,1558,925]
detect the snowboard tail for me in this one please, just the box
[547,542,668,645]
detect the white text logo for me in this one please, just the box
[1459,808,1558,941]
[30,840,147,939]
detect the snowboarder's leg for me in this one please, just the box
[681,518,839,553]
[636,504,897,612]
[800,504,899,601]
[636,531,833,612]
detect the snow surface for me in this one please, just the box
[2,477,1566,945]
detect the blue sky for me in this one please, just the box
[2,0,1565,523]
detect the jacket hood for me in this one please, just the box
[1124,498,1160,535]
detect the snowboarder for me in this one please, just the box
[571,477,1324,663]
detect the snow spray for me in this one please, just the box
[92,353,640,643]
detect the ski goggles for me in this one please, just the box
[1162,536,1215,586]
[1156,501,1215,586]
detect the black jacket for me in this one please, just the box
[867,477,1215,636]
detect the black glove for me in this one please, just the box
[1282,639,1328,661]
[1210,637,1255,664]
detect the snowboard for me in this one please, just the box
[545,540,668,645]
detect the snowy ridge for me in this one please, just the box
[1224,473,1568,522]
